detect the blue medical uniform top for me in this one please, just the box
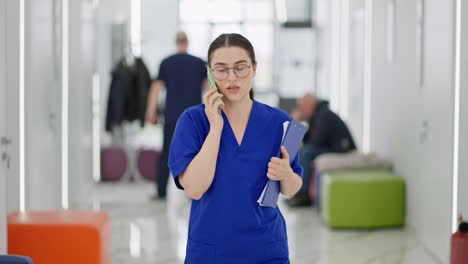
[168,100,303,264]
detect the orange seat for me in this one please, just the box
[8,211,110,264]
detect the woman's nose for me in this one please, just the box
[227,69,237,81]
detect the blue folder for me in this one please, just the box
[258,119,307,208]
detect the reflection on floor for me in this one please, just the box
[73,182,443,264]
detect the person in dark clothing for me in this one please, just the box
[287,94,356,207]
[146,31,208,200]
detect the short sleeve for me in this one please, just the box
[168,110,203,189]
[155,60,167,82]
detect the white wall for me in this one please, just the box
[314,0,332,101]
[369,0,422,239]
[369,0,454,260]
[0,0,20,248]
[25,0,62,210]
[97,0,131,145]
[276,28,316,98]
[68,0,95,206]
[0,0,21,249]
[5,0,20,214]
[286,0,311,21]
[458,0,468,222]
[417,1,455,257]
[0,0,7,253]
[140,0,179,76]
[314,0,365,149]
[1,0,21,251]
[98,0,178,145]
[368,0,418,158]
[317,0,456,261]
[140,0,178,114]
[342,0,365,149]
[1,0,95,215]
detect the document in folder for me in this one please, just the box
[257,119,307,208]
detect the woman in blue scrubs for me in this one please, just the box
[168,33,303,264]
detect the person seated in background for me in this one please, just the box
[287,94,357,207]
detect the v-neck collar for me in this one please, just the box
[222,100,257,149]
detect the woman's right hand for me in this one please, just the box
[204,88,224,131]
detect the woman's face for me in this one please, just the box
[210,46,256,103]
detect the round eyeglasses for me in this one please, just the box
[211,64,252,80]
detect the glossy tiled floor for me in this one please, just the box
[74,181,443,264]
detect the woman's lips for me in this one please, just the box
[226,85,240,93]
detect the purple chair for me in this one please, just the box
[100,146,128,181]
[0,255,33,264]
[137,149,160,181]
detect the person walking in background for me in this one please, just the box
[146,31,208,200]
[288,94,357,207]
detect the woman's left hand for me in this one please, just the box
[267,146,294,181]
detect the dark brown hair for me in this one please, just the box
[207,33,256,99]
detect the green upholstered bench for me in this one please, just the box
[321,169,405,228]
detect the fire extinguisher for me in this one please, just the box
[451,216,468,264]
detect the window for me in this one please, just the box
[179,0,275,91]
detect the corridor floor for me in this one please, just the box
[74,181,443,264]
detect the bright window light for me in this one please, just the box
[180,0,275,91]
[246,0,274,21]
[209,0,242,23]
[275,0,288,23]
[179,0,209,23]
[131,0,141,57]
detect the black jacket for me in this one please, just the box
[105,57,151,132]
[303,101,356,152]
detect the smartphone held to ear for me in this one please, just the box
[206,65,222,114]
[207,65,217,88]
